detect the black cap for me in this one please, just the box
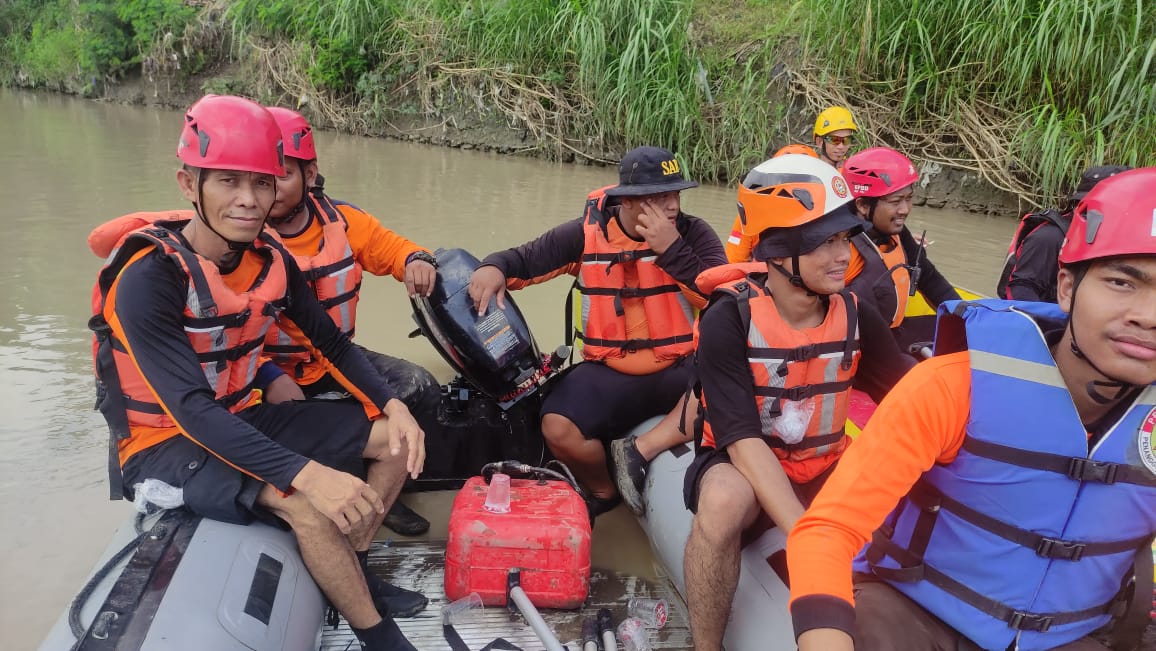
[604,146,699,197]
[1070,165,1132,203]
[753,203,864,261]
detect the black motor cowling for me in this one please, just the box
[411,248,560,408]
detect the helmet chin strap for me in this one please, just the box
[191,168,268,253]
[1067,274,1137,404]
[267,159,309,227]
[769,250,819,297]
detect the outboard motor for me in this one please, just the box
[411,248,566,409]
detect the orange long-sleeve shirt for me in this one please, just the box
[280,202,427,280]
[724,214,757,263]
[786,351,971,634]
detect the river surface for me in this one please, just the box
[0,88,1017,648]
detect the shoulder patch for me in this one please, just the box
[1138,407,1156,476]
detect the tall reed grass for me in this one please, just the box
[226,0,790,183]
[804,0,1156,203]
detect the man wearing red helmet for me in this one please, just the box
[255,107,440,549]
[788,168,1156,651]
[681,156,912,650]
[842,147,961,354]
[89,95,424,650]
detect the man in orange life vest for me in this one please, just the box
[788,168,1156,651]
[842,147,961,354]
[996,165,1131,303]
[255,106,440,542]
[83,108,438,546]
[680,155,912,651]
[89,95,424,651]
[467,146,727,516]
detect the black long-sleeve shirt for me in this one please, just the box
[697,292,913,450]
[892,226,959,307]
[112,242,394,492]
[481,210,727,297]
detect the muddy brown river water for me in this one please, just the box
[0,88,1022,648]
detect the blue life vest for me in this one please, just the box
[853,299,1156,650]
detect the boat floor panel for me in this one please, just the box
[320,539,693,650]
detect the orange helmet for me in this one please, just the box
[738,155,862,260]
[774,144,819,159]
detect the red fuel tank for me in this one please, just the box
[445,475,591,608]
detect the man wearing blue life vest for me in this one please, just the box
[89,95,424,651]
[679,155,912,650]
[789,167,1156,651]
[467,146,726,516]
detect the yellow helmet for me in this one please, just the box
[814,107,858,137]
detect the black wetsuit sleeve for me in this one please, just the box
[1006,226,1064,302]
[481,218,585,280]
[696,294,763,449]
[902,228,960,306]
[853,300,915,403]
[656,214,728,296]
[114,254,308,491]
[278,255,396,407]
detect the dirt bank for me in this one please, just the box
[94,63,1023,217]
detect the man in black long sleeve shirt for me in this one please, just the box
[996,165,1131,303]
[467,146,726,516]
[92,96,422,651]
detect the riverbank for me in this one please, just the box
[4,0,1151,213]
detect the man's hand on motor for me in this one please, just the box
[467,265,507,316]
[291,460,384,534]
[404,259,437,298]
[634,199,680,255]
[384,398,426,479]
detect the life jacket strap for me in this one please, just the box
[963,437,1156,487]
[907,479,1149,560]
[866,527,1117,633]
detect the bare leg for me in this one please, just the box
[633,395,698,461]
[258,486,380,629]
[541,413,615,498]
[349,419,409,552]
[684,464,760,651]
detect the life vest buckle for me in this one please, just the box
[1008,611,1052,633]
[1035,537,1085,561]
[1067,457,1119,484]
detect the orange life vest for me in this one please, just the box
[849,232,911,328]
[91,223,290,488]
[264,188,364,382]
[88,210,196,259]
[573,187,696,363]
[696,264,860,483]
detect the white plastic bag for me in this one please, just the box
[772,399,815,445]
[132,478,185,513]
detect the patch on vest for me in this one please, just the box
[1138,407,1156,475]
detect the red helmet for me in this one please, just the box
[176,95,285,177]
[843,147,919,198]
[266,106,316,161]
[1059,167,1156,265]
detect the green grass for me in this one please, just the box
[804,0,1156,202]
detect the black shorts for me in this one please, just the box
[683,445,837,513]
[540,357,693,442]
[122,400,373,526]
